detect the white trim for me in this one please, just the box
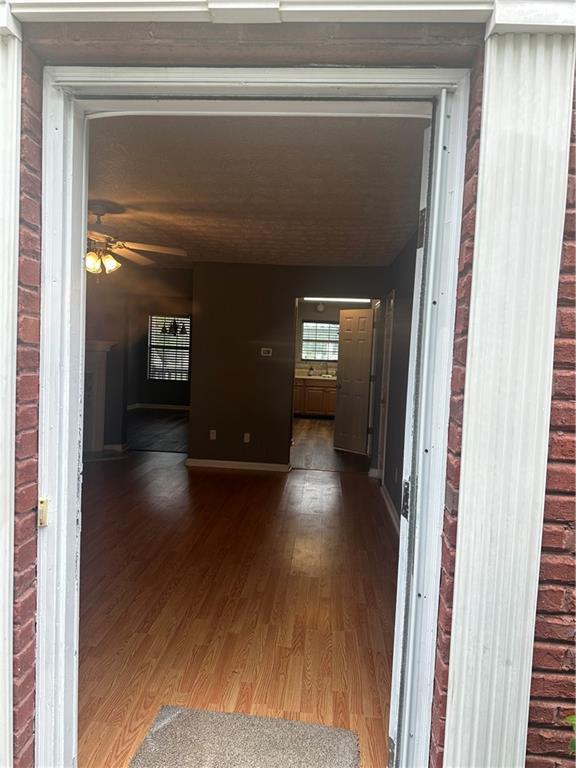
[380,483,401,536]
[37,70,89,768]
[487,0,576,35]
[0,19,21,768]
[444,32,576,768]
[36,65,469,768]
[127,403,190,411]
[185,458,290,472]
[9,0,494,24]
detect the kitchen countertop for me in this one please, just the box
[294,374,337,381]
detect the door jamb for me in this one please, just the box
[37,66,469,768]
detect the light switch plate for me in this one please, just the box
[260,347,273,357]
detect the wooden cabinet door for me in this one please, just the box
[304,386,326,415]
[293,383,305,413]
[325,386,337,416]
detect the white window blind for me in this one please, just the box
[301,321,339,361]
[147,315,191,381]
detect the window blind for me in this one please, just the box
[147,315,191,381]
[301,321,339,361]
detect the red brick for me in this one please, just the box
[21,104,42,144]
[15,458,37,489]
[544,494,576,523]
[16,404,37,433]
[557,273,575,304]
[534,615,575,643]
[14,510,37,544]
[20,135,41,176]
[532,642,575,672]
[16,373,39,403]
[19,256,41,288]
[554,338,575,367]
[20,166,41,201]
[462,172,477,214]
[446,451,460,488]
[550,401,575,431]
[464,138,480,182]
[13,563,35,598]
[537,584,576,614]
[467,104,482,142]
[542,522,575,552]
[15,430,37,461]
[562,240,575,271]
[13,669,34,716]
[13,737,34,768]
[13,618,35,659]
[15,485,37,519]
[18,286,40,316]
[556,307,575,337]
[21,73,42,115]
[526,727,575,755]
[453,336,468,367]
[548,432,575,462]
[539,553,575,583]
[525,756,575,768]
[454,301,469,336]
[18,314,40,345]
[19,225,41,260]
[13,537,36,576]
[546,462,576,494]
[13,691,34,736]
[17,346,39,374]
[530,672,575,699]
[451,364,466,396]
[459,239,474,272]
[564,208,575,239]
[529,700,574,726]
[13,588,36,627]
[447,421,462,455]
[552,370,575,399]
[460,205,476,241]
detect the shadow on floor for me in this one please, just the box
[127,408,189,453]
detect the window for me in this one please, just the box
[301,321,339,361]
[147,315,191,381]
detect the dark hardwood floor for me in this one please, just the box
[78,452,398,767]
[127,408,189,453]
[291,418,371,473]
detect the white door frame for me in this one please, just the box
[36,65,469,768]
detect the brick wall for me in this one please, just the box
[13,44,43,768]
[428,46,484,768]
[526,103,576,768]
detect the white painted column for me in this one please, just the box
[0,4,22,767]
[444,31,575,768]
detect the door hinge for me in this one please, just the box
[388,736,396,768]
[401,479,410,520]
[38,497,49,528]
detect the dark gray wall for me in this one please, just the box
[188,263,389,465]
[383,236,418,509]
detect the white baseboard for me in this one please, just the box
[127,403,190,411]
[185,458,291,472]
[379,482,400,535]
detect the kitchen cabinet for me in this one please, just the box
[293,376,337,417]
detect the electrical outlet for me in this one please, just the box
[209,429,217,441]
[260,347,273,357]
[243,432,251,444]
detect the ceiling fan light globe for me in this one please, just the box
[102,251,122,274]
[85,251,102,274]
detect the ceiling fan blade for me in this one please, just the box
[122,241,188,258]
[110,246,156,266]
[87,230,109,243]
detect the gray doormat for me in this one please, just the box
[130,706,359,768]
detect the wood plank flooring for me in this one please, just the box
[290,418,371,473]
[79,452,398,767]
[127,408,189,453]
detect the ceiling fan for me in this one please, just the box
[85,201,187,275]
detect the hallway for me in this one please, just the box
[290,418,371,473]
[78,453,398,767]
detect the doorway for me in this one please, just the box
[291,297,376,474]
[36,67,469,768]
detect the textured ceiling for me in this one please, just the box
[88,115,427,267]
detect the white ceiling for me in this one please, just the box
[88,115,427,268]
